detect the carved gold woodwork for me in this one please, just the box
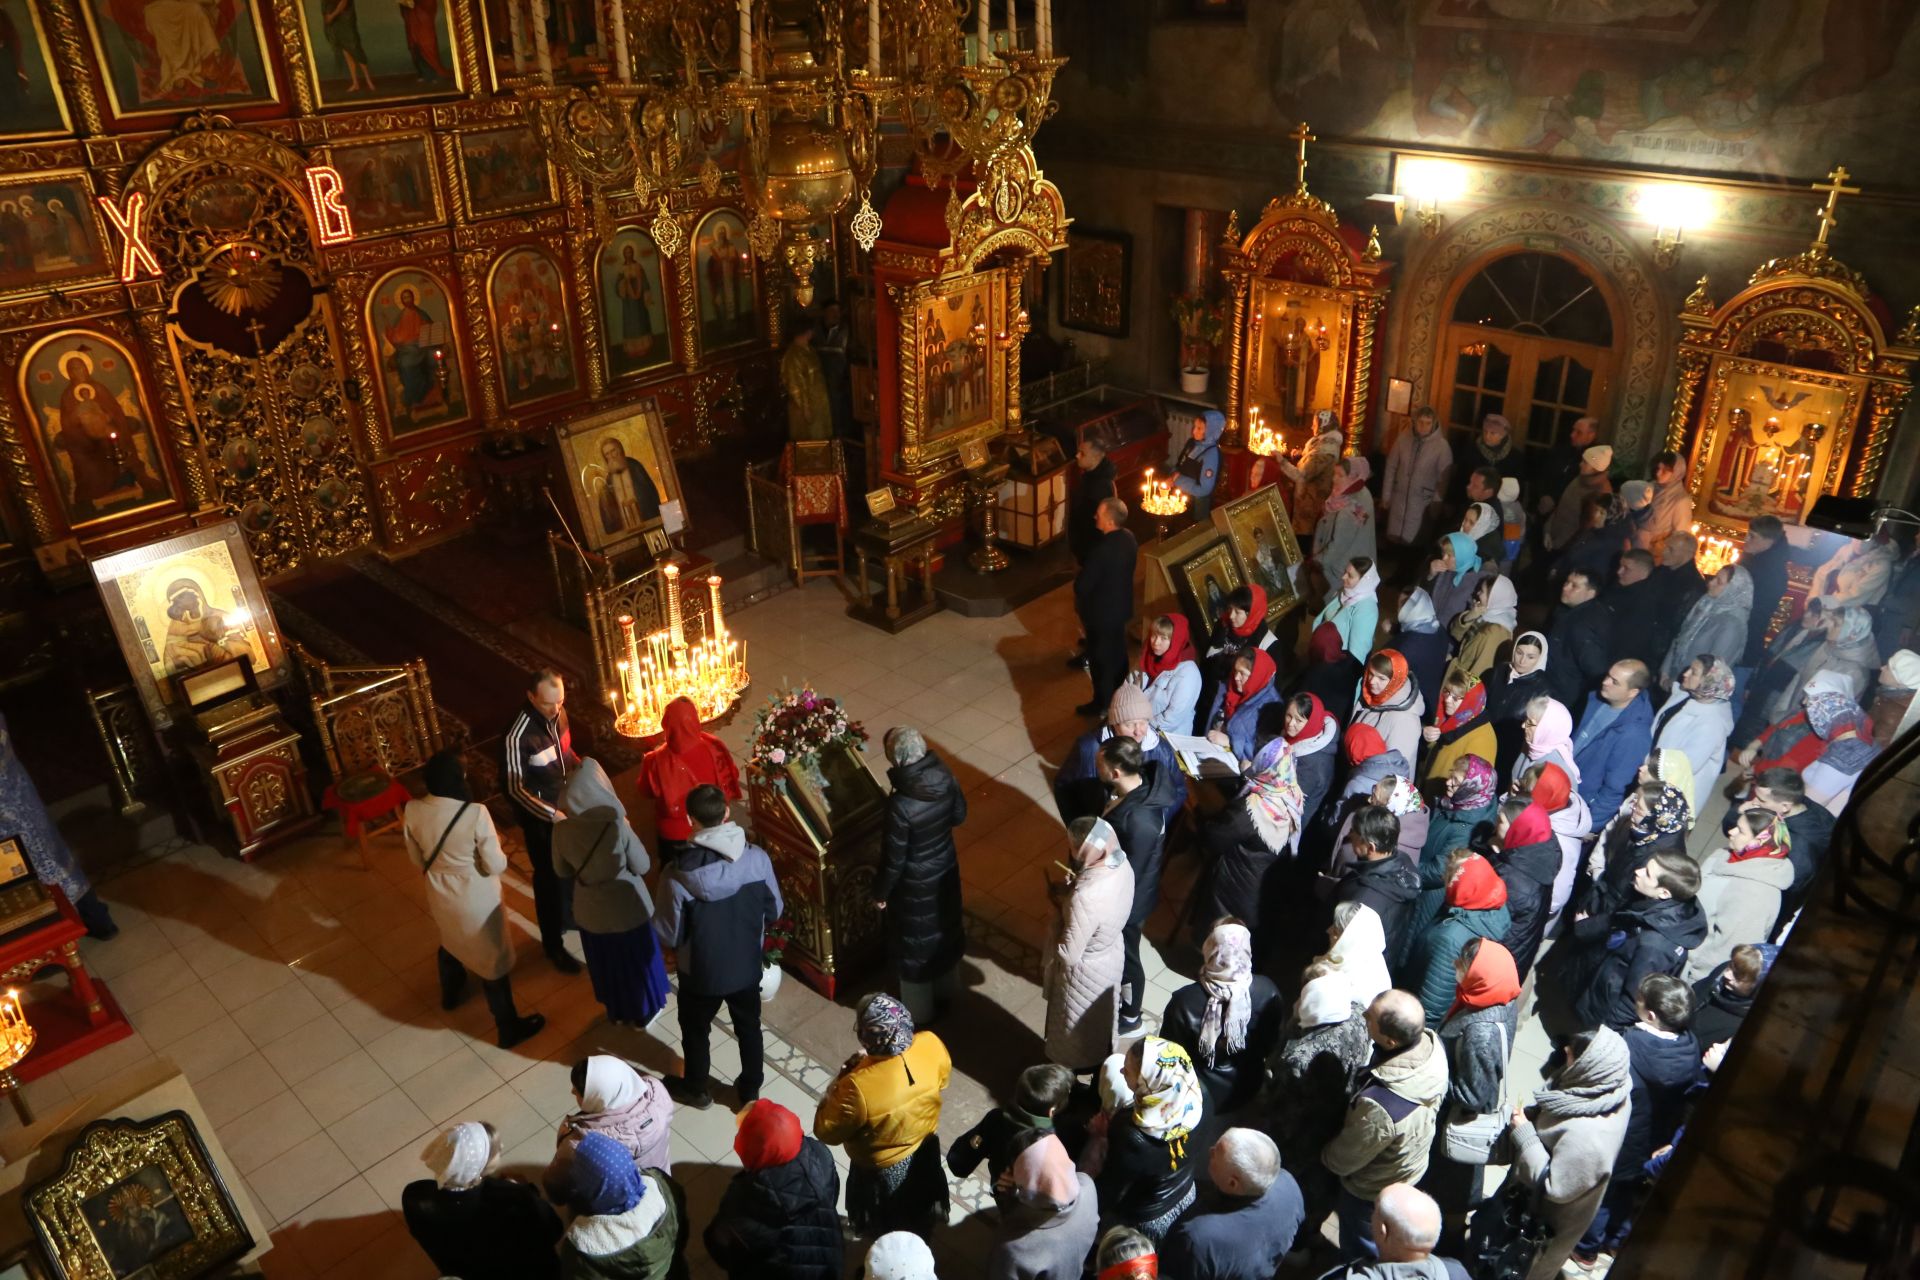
[1668,235,1917,539]
[1220,133,1393,452]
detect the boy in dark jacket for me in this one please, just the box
[705,1100,843,1280]
[948,1063,1075,1183]
[1563,851,1706,1033]
[655,784,783,1110]
[1571,974,1701,1267]
[1691,943,1775,1050]
[1099,734,1181,1034]
[1052,685,1189,825]
[1335,806,1420,963]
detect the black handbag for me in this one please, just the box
[1465,1176,1553,1280]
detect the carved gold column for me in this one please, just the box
[1349,293,1385,456]
[269,0,319,114]
[571,225,608,397]
[0,387,54,543]
[1855,380,1913,498]
[1221,265,1250,448]
[457,247,507,426]
[331,270,389,462]
[448,0,488,99]
[1664,347,1710,457]
[674,219,702,373]
[130,295,214,514]
[1003,264,1027,430]
[41,0,104,136]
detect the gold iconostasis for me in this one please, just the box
[0,0,784,590]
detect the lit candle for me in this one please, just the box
[868,0,881,72]
[531,0,553,79]
[607,0,629,82]
[738,0,753,80]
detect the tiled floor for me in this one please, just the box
[26,575,1765,1278]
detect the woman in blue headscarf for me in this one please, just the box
[1168,411,1225,517]
[1426,531,1487,630]
[558,1131,688,1279]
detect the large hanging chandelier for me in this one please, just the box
[611,564,751,738]
[510,0,1062,306]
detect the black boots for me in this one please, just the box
[436,947,469,1011]
[482,975,545,1049]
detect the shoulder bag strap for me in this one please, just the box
[421,802,472,873]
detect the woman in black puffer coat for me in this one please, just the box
[878,727,968,1024]
[705,1100,843,1280]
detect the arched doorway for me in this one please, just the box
[1436,250,1619,454]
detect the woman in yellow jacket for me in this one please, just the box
[815,993,953,1241]
[1423,668,1500,784]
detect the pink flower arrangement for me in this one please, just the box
[747,684,868,784]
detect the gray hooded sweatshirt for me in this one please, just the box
[552,759,654,935]
[654,822,784,998]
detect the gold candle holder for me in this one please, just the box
[0,988,36,1125]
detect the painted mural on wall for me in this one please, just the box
[0,1,72,136]
[487,245,577,406]
[367,266,469,436]
[19,331,174,528]
[1069,1,1920,186]
[329,133,443,235]
[1273,1,1920,182]
[82,0,277,118]
[296,0,460,105]
[597,227,671,380]
[0,172,110,296]
[693,209,758,353]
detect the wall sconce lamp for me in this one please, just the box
[1642,184,1712,270]
[1383,158,1467,238]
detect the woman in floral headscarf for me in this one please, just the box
[1281,692,1341,830]
[1652,654,1737,788]
[1194,738,1304,956]
[1331,774,1430,888]
[1800,687,1879,815]
[815,993,953,1240]
[1312,454,1376,593]
[1576,779,1691,926]
[1660,565,1754,689]
[1096,1037,1207,1241]
[1161,921,1282,1114]
[1687,808,1795,981]
[1423,669,1497,783]
[1411,754,1499,942]
[1739,669,1869,781]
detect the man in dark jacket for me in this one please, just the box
[1572,974,1701,1266]
[1067,436,1119,670]
[1567,851,1707,1032]
[1739,516,1789,670]
[1075,496,1138,716]
[705,1099,843,1280]
[1053,683,1189,825]
[1335,806,1419,962]
[877,727,967,1025]
[1162,1128,1306,1280]
[947,1063,1073,1183]
[1570,661,1656,821]
[655,785,783,1109]
[503,668,584,973]
[1602,551,1664,671]
[1099,734,1179,1034]
[1545,569,1613,707]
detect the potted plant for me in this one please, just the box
[761,916,795,1000]
[1172,293,1228,396]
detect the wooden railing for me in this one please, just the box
[288,640,442,781]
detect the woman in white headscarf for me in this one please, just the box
[1315,901,1393,1006]
[543,1055,675,1202]
[404,1121,564,1280]
[1265,965,1373,1230]
[1871,649,1920,744]
[1159,921,1283,1114]
[1660,563,1754,689]
[1043,816,1136,1071]
[1448,573,1519,685]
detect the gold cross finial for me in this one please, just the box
[1290,121,1315,195]
[1810,164,1860,251]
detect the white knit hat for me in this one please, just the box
[1583,445,1613,471]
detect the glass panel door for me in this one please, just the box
[1447,334,1511,434]
[1524,345,1607,449]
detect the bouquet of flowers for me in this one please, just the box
[746,684,868,787]
[763,916,794,969]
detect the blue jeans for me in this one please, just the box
[1576,1175,1643,1255]
[1337,1188,1379,1259]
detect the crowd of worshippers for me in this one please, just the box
[1029,406,1920,1278]
[388,408,1920,1280]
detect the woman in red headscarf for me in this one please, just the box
[1282,692,1341,830]
[1350,648,1424,765]
[1409,851,1510,1026]
[1429,937,1523,1218]
[1204,648,1278,766]
[1519,759,1593,927]
[1138,613,1202,737]
[1488,794,1558,980]
[637,696,742,855]
[704,1099,844,1280]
